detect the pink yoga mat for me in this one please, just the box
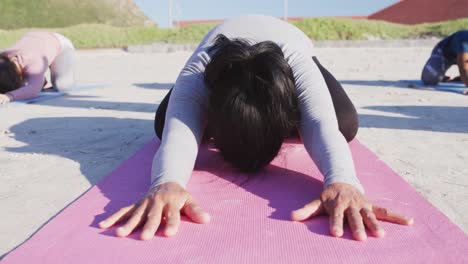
[3,139,467,263]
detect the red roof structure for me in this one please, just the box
[175,16,367,27]
[368,0,468,24]
[174,1,468,28]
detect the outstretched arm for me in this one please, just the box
[287,50,413,240]
[100,51,213,239]
[6,72,45,101]
[287,50,363,192]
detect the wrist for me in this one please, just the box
[148,181,185,195]
[325,179,365,194]
[5,93,13,101]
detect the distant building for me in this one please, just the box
[174,16,367,27]
[174,0,468,28]
[368,0,468,24]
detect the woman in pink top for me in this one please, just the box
[0,31,76,104]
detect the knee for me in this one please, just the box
[421,58,444,85]
[340,115,359,142]
[154,108,165,140]
[53,78,75,91]
[154,122,163,140]
[421,67,441,85]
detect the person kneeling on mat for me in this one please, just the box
[421,30,468,91]
[0,31,76,104]
[100,15,413,241]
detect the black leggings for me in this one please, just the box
[154,56,359,142]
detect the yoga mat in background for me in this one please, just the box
[9,91,65,105]
[3,139,467,263]
[6,84,110,106]
[403,80,468,94]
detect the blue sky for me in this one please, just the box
[134,0,399,28]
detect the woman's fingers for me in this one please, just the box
[361,208,385,238]
[373,206,414,226]
[140,200,164,240]
[346,208,367,241]
[183,199,211,224]
[291,199,323,221]
[101,184,209,240]
[116,199,149,237]
[99,205,135,229]
[164,205,181,237]
[329,206,345,237]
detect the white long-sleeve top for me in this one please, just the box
[150,15,364,194]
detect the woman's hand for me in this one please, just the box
[457,52,468,86]
[0,94,11,104]
[99,182,210,240]
[291,183,413,241]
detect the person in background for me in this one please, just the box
[0,31,76,104]
[421,30,468,92]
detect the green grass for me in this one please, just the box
[0,0,150,29]
[0,23,218,49]
[1,18,467,49]
[417,19,468,38]
[291,18,413,40]
[292,17,468,40]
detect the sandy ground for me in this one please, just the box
[1,46,467,256]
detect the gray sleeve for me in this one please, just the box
[149,51,211,193]
[148,14,364,194]
[286,48,365,193]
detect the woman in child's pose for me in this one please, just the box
[0,31,75,104]
[100,15,413,241]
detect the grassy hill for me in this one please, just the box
[0,16,467,49]
[0,0,153,29]
[292,17,468,40]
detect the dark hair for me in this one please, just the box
[0,53,23,94]
[204,34,300,173]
